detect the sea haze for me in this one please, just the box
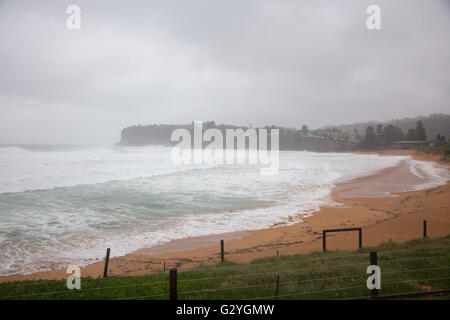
[0,145,447,276]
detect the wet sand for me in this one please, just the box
[1,149,449,283]
[135,231,250,255]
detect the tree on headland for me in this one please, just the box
[382,124,399,146]
[393,126,405,141]
[362,126,376,149]
[416,120,427,141]
[437,134,446,143]
[301,125,309,136]
[406,129,416,141]
[361,124,405,149]
[405,120,426,141]
[353,129,360,141]
[376,123,383,136]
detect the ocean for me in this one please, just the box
[0,145,447,276]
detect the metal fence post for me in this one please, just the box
[220,240,224,263]
[323,230,326,252]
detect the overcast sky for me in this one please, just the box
[0,0,449,144]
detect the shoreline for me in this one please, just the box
[1,149,449,283]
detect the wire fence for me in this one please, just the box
[1,222,449,300]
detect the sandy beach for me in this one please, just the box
[1,149,449,283]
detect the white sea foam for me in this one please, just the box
[0,146,447,276]
[408,159,450,190]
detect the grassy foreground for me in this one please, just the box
[1,235,449,300]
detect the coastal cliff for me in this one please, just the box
[119,122,358,152]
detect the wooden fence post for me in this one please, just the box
[275,275,280,299]
[359,229,363,249]
[370,251,378,298]
[423,220,427,238]
[322,230,326,252]
[220,240,224,263]
[170,268,177,300]
[103,248,110,278]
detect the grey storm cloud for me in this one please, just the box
[0,0,449,144]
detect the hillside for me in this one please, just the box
[322,114,450,141]
[119,122,358,152]
[119,114,450,151]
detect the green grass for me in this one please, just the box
[416,143,450,162]
[1,235,449,300]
